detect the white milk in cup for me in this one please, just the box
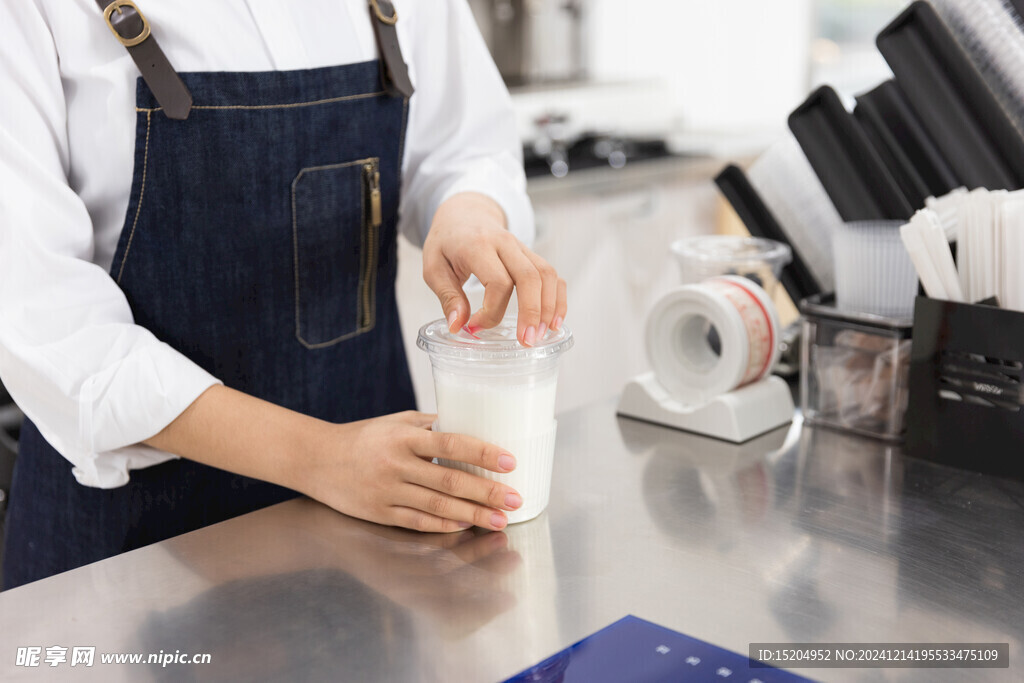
[417,317,574,523]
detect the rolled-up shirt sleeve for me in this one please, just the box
[397,0,534,247]
[0,2,221,488]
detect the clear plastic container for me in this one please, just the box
[671,235,792,298]
[417,318,574,523]
[800,294,912,441]
[832,220,918,319]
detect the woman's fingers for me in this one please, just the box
[422,251,471,333]
[408,454,521,512]
[495,241,544,344]
[465,249,515,332]
[554,277,568,331]
[525,249,559,338]
[414,429,516,475]
[464,238,564,346]
[388,507,474,534]
[398,483,511,531]
[399,429,524,531]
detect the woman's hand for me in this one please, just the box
[298,410,523,533]
[423,192,567,346]
[146,387,523,534]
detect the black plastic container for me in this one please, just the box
[789,85,913,221]
[877,1,1024,190]
[854,80,959,205]
[905,296,1024,481]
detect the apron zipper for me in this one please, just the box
[361,159,382,330]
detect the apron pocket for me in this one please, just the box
[291,157,381,348]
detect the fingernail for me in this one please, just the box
[457,522,473,529]
[490,512,507,529]
[523,326,537,347]
[538,322,548,340]
[552,316,563,331]
[447,310,459,332]
[498,454,516,471]
[504,492,523,509]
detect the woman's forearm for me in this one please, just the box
[143,384,325,495]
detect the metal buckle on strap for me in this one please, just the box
[103,0,151,48]
[369,0,398,25]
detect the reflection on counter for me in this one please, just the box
[611,406,1024,666]
[794,426,903,545]
[138,569,415,682]
[145,500,523,681]
[618,415,793,550]
[426,513,562,682]
[896,458,1024,635]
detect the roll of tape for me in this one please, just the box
[645,275,781,404]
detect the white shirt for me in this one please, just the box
[0,0,533,488]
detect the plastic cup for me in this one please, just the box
[671,235,792,298]
[832,220,918,319]
[417,317,574,524]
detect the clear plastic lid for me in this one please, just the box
[671,235,792,271]
[417,317,574,362]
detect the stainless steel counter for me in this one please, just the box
[1,399,1022,682]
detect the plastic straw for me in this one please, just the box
[900,219,949,299]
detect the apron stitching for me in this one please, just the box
[134,90,388,114]
[291,158,378,350]
[117,109,152,284]
[292,158,376,176]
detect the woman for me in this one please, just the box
[0,0,566,589]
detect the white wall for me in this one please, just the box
[587,0,814,133]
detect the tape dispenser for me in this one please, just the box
[617,276,794,442]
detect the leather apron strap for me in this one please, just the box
[94,0,415,120]
[368,0,415,98]
[94,0,193,120]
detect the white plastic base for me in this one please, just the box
[616,373,794,443]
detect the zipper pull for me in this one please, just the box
[366,164,382,228]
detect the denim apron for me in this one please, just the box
[2,60,416,589]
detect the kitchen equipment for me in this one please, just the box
[467,0,586,86]
[801,293,913,441]
[504,616,813,683]
[788,86,913,221]
[877,1,1024,190]
[713,165,820,303]
[417,317,573,524]
[618,277,794,442]
[747,134,842,294]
